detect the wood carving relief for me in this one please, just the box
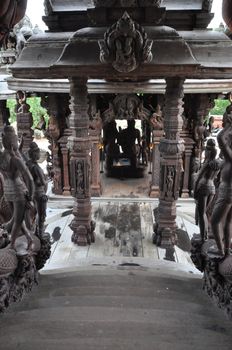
[99,11,153,73]
[94,0,162,7]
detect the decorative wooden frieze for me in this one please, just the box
[93,0,162,7]
[68,78,95,246]
[98,11,153,73]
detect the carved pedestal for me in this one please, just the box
[16,111,33,153]
[191,235,232,318]
[149,130,163,198]
[155,78,185,249]
[69,79,95,246]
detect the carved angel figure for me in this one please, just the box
[0,126,34,250]
[210,111,232,256]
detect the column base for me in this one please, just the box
[63,190,71,196]
[71,220,96,246]
[149,185,159,198]
[91,185,102,197]
[181,190,190,198]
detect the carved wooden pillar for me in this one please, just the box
[149,130,163,198]
[156,78,185,248]
[16,92,33,153]
[90,135,102,196]
[58,128,72,196]
[181,136,195,198]
[44,93,67,195]
[69,78,95,246]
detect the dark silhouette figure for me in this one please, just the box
[103,120,120,171]
[118,119,140,168]
[194,139,220,241]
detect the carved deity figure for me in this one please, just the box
[99,12,153,73]
[16,90,30,113]
[194,139,220,241]
[166,166,175,194]
[27,142,47,237]
[76,161,85,195]
[193,116,207,153]
[210,111,232,256]
[0,126,34,250]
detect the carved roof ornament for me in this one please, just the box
[93,0,162,7]
[202,0,213,12]
[98,11,153,73]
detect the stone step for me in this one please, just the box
[0,266,231,350]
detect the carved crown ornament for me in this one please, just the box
[98,11,153,73]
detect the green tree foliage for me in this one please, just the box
[7,97,48,127]
[210,99,230,116]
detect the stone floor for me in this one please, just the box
[44,198,199,274]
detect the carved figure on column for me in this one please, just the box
[0,126,34,250]
[194,139,220,241]
[76,161,85,196]
[98,11,153,73]
[166,166,175,195]
[27,142,48,237]
[210,110,232,256]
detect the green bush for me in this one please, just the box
[7,97,49,128]
[210,99,230,116]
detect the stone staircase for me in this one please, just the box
[0,262,231,350]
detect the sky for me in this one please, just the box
[26,0,224,31]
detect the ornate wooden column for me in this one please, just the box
[181,134,195,198]
[89,111,102,197]
[69,78,95,245]
[58,128,72,196]
[149,129,164,197]
[43,93,68,195]
[155,78,185,248]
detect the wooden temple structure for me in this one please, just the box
[0,0,232,249]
